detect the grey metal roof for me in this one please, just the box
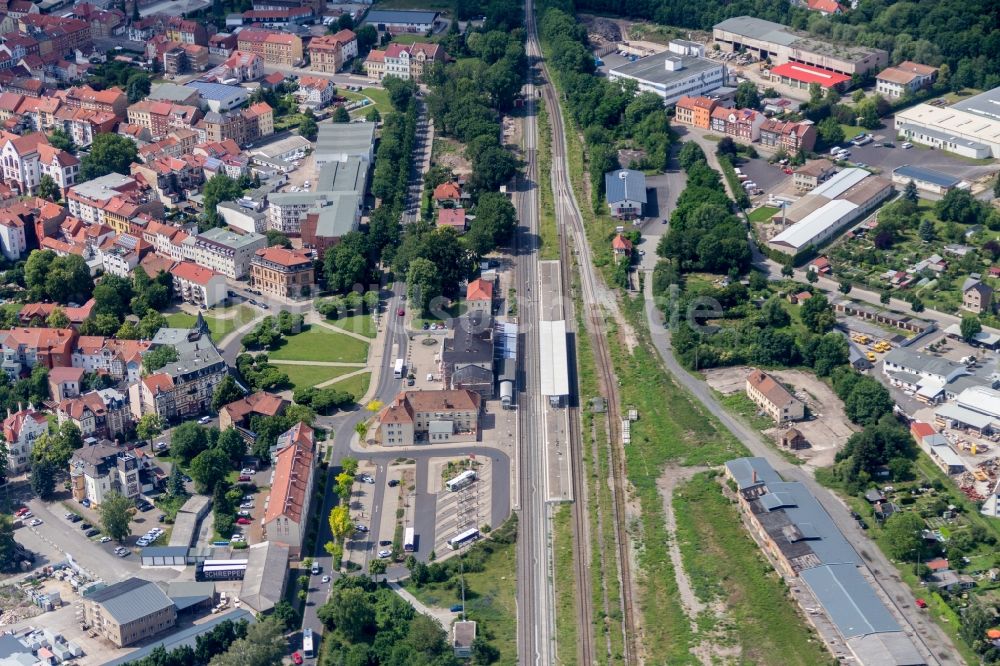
[604,169,647,205]
[88,578,174,625]
[311,193,361,237]
[714,16,799,46]
[753,481,861,566]
[951,84,1000,119]
[149,82,199,103]
[363,9,438,25]
[140,546,189,557]
[897,122,990,152]
[185,81,248,101]
[800,564,901,637]
[166,581,215,611]
[892,165,960,188]
[104,610,254,666]
[317,156,368,193]
[198,226,267,250]
[725,457,782,490]
[315,122,375,163]
[609,53,722,87]
[239,542,289,613]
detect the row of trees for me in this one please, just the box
[120,617,288,666]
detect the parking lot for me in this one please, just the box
[429,457,492,559]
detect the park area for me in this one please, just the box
[165,304,256,341]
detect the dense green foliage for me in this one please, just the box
[80,134,138,181]
[120,619,249,666]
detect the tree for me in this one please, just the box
[936,188,983,225]
[903,179,919,205]
[167,465,187,497]
[136,413,162,446]
[202,174,244,227]
[960,600,993,652]
[143,345,179,373]
[211,375,244,412]
[299,110,318,141]
[46,307,70,329]
[407,257,441,315]
[715,136,738,159]
[880,290,891,305]
[470,145,517,193]
[335,471,354,499]
[332,105,350,123]
[328,505,353,542]
[37,174,60,201]
[265,230,291,249]
[100,491,133,542]
[319,587,374,642]
[368,557,387,582]
[30,460,56,498]
[994,176,1000,199]
[80,133,138,181]
[383,76,417,111]
[843,378,894,425]
[190,448,231,494]
[214,428,246,468]
[472,637,501,665]
[0,515,19,572]
[270,600,300,632]
[208,618,286,666]
[781,262,793,277]
[838,280,852,294]
[805,270,818,284]
[365,107,381,123]
[126,72,151,104]
[918,218,935,242]
[800,293,836,333]
[910,297,925,312]
[882,512,925,561]
[817,117,844,147]
[961,314,982,341]
[734,80,761,109]
[47,128,76,154]
[171,422,210,462]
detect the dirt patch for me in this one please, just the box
[432,137,471,178]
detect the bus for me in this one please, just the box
[302,628,314,659]
[393,358,405,379]
[403,527,416,552]
[448,528,480,550]
[445,470,477,492]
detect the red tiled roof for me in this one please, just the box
[253,246,311,268]
[433,181,461,200]
[3,408,47,442]
[265,425,314,523]
[437,208,466,230]
[612,234,633,251]
[466,278,493,302]
[170,261,222,286]
[770,62,850,88]
[222,391,287,423]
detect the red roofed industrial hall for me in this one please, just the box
[769,62,851,90]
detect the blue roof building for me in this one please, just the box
[891,164,963,195]
[184,81,249,113]
[604,169,647,220]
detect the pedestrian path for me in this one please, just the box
[387,581,453,628]
[308,313,375,343]
[268,360,366,367]
[315,367,370,389]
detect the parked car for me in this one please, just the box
[902,142,913,149]
[29,518,42,526]
[355,524,369,533]
[397,308,405,317]
[80,523,92,530]
[450,604,463,612]
[292,652,303,665]
[198,416,212,425]
[99,536,111,543]
[67,514,82,523]
[388,479,399,487]
[378,549,391,558]
[84,528,99,537]
[379,540,392,547]
[322,575,330,583]
[915,598,927,609]
[236,517,252,525]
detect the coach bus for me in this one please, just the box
[404,527,416,552]
[447,528,480,550]
[302,628,314,658]
[445,470,477,492]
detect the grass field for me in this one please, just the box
[326,312,378,338]
[552,504,579,665]
[324,372,370,400]
[279,364,358,391]
[344,88,393,118]
[403,535,517,665]
[748,206,780,223]
[269,326,369,363]
[537,104,559,261]
[413,301,466,328]
[673,472,835,664]
[165,305,255,341]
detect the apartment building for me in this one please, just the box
[82,578,176,648]
[70,441,140,505]
[216,50,264,82]
[0,327,76,378]
[191,227,267,279]
[674,95,719,129]
[71,337,150,384]
[57,388,131,440]
[710,106,765,142]
[170,261,227,308]
[378,390,481,446]
[745,368,804,424]
[2,405,47,475]
[307,29,357,73]
[0,131,77,196]
[162,43,209,75]
[126,99,202,140]
[250,246,315,299]
[758,118,817,152]
[129,325,227,421]
[263,422,315,556]
[294,76,335,108]
[236,29,303,67]
[219,391,286,430]
[195,102,273,146]
[67,173,163,228]
[165,16,207,45]
[60,84,127,117]
[364,42,445,82]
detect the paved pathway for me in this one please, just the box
[387,581,454,628]
[308,312,378,344]
[268,360,366,367]
[315,367,370,390]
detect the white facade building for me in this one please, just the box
[608,41,726,107]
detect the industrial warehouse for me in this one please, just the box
[712,16,888,76]
[607,40,727,106]
[894,85,1000,159]
[766,168,894,254]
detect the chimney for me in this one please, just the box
[752,469,758,483]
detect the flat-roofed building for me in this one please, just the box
[191,227,267,278]
[713,16,888,77]
[363,9,438,33]
[83,578,176,648]
[314,121,375,165]
[894,87,1000,159]
[608,45,726,107]
[890,165,963,195]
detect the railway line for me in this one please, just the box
[526,0,638,661]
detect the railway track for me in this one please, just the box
[526,0,638,661]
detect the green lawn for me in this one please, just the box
[748,206,780,223]
[165,306,255,341]
[269,326,369,363]
[279,364,358,391]
[327,312,377,338]
[412,301,467,328]
[324,372,370,401]
[344,87,393,118]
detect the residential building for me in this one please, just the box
[378,390,481,446]
[875,61,938,99]
[604,169,647,220]
[963,276,993,314]
[803,0,844,15]
[61,84,127,118]
[364,42,446,82]
[294,75,335,108]
[191,227,267,279]
[67,173,163,230]
[162,43,209,75]
[758,118,816,152]
[307,29,357,73]
[128,324,227,421]
[608,40,726,107]
[612,233,633,261]
[437,208,466,233]
[250,246,315,299]
[713,16,888,77]
[82,578,176,648]
[362,10,438,33]
[208,32,239,57]
[466,278,493,315]
[214,50,264,82]
[170,261,228,307]
[48,365,83,401]
[165,17,207,45]
[793,159,836,192]
[219,391,287,430]
[57,388,130,440]
[432,181,463,208]
[126,100,202,140]
[195,102,273,146]
[71,337,149,384]
[745,368,804,424]
[710,106,765,142]
[0,197,66,261]
[236,29,302,67]
[262,422,314,556]
[0,327,76,378]
[0,131,77,197]
[70,441,140,505]
[2,405,47,474]
[674,95,718,129]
